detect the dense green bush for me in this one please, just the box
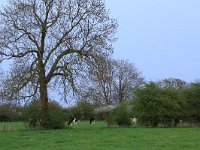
[105,103,132,127]
[114,103,132,127]
[22,100,40,128]
[22,100,66,129]
[0,104,22,122]
[183,82,200,126]
[0,104,12,122]
[44,101,65,129]
[133,82,185,127]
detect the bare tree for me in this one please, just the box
[158,78,187,89]
[75,55,112,105]
[0,0,117,127]
[79,58,144,105]
[112,60,144,102]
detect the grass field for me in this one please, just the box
[0,121,199,150]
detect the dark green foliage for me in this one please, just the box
[0,104,22,122]
[22,101,40,128]
[106,113,116,127]
[133,82,161,127]
[106,103,132,127]
[0,104,12,122]
[183,82,200,125]
[66,101,95,120]
[44,101,66,129]
[22,100,66,129]
[133,82,185,127]
[45,110,65,129]
[114,104,132,127]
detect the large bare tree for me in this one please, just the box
[0,0,117,127]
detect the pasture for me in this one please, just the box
[0,121,199,150]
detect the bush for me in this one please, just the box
[22,100,66,129]
[106,112,116,127]
[22,101,40,128]
[133,82,186,127]
[0,104,12,122]
[45,109,65,129]
[114,104,132,127]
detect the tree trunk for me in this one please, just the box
[38,55,48,128]
[40,80,48,128]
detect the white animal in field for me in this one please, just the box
[132,118,137,125]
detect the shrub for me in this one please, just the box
[44,101,66,129]
[114,104,132,127]
[22,101,40,128]
[106,112,116,127]
[22,100,66,129]
[45,109,65,129]
[0,104,12,122]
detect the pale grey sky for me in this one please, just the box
[105,0,200,82]
[1,0,200,82]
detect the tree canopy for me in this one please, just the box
[0,0,118,127]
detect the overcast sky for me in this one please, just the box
[1,0,200,83]
[105,0,200,82]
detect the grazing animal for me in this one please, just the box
[68,116,78,126]
[179,120,183,125]
[172,118,183,127]
[132,118,137,125]
[89,117,95,124]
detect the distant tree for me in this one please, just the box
[158,78,186,89]
[112,60,144,102]
[81,55,114,105]
[79,58,144,105]
[0,0,117,127]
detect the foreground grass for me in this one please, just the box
[0,121,199,150]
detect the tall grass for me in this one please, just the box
[0,121,199,150]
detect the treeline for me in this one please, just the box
[94,79,200,128]
[132,80,200,127]
[0,78,200,128]
[0,99,96,129]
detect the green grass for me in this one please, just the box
[0,122,26,131]
[0,121,199,150]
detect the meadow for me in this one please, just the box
[0,121,199,150]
